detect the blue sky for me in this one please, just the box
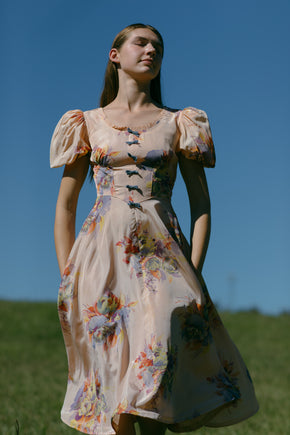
[1,0,289,314]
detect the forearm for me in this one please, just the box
[54,205,76,276]
[190,212,211,273]
[53,156,89,276]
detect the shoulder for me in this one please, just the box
[82,107,104,124]
[57,107,105,129]
[83,107,101,116]
[178,106,209,119]
[58,107,102,120]
[52,108,89,139]
[176,107,211,132]
[163,106,209,122]
[52,109,87,133]
[50,108,91,168]
[58,108,85,121]
[174,106,215,168]
[162,106,179,113]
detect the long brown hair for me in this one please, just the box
[99,23,164,107]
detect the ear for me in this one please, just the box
[109,48,120,64]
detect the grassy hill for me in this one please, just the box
[0,301,289,434]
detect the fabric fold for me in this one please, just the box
[50,109,91,168]
[176,107,216,167]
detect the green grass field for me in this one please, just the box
[1,301,289,435]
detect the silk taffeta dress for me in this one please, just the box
[50,107,258,434]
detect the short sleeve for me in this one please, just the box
[176,107,216,168]
[50,109,91,168]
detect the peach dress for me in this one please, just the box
[50,107,258,434]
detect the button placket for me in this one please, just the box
[126,127,140,146]
[127,128,140,136]
[126,139,139,146]
[126,170,141,178]
[128,152,138,162]
[128,200,142,210]
[126,185,143,195]
[126,130,143,209]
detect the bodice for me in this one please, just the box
[50,106,216,211]
[84,109,180,209]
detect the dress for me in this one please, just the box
[50,107,258,434]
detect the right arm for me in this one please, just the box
[178,154,211,274]
[54,154,90,275]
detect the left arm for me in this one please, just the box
[178,153,211,273]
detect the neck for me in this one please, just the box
[113,71,154,111]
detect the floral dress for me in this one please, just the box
[50,107,258,434]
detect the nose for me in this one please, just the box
[145,42,156,56]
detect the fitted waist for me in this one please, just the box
[93,165,174,205]
[96,193,173,213]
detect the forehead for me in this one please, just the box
[127,28,162,45]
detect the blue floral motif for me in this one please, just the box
[116,223,181,292]
[83,290,137,350]
[207,360,241,402]
[69,370,108,431]
[141,150,175,199]
[94,166,114,195]
[133,335,168,395]
[80,196,111,235]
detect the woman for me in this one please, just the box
[50,23,258,435]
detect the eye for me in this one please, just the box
[134,40,146,46]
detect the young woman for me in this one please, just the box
[50,23,258,435]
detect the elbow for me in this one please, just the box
[56,197,77,216]
[56,184,79,216]
[54,195,78,234]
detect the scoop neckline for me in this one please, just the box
[99,107,168,132]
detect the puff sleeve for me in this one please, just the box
[176,107,216,168]
[50,109,91,168]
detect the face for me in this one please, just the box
[110,28,163,80]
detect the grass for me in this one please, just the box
[0,301,289,434]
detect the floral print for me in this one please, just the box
[146,150,175,199]
[83,290,137,350]
[133,335,168,395]
[116,223,181,292]
[207,360,241,402]
[167,211,183,246]
[94,166,115,196]
[69,370,108,433]
[92,143,120,167]
[58,261,76,313]
[179,300,212,353]
[50,107,258,434]
[81,196,111,235]
[113,399,139,417]
[177,107,216,167]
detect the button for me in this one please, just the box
[126,140,139,145]
[126,170,140,177]
[128,152,137,162]
[128,201,142,209]
[126,185,143,195]
[127,128,140,136]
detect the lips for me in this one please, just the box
[141,58,154,64]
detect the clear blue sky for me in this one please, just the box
[1,0,289,314]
